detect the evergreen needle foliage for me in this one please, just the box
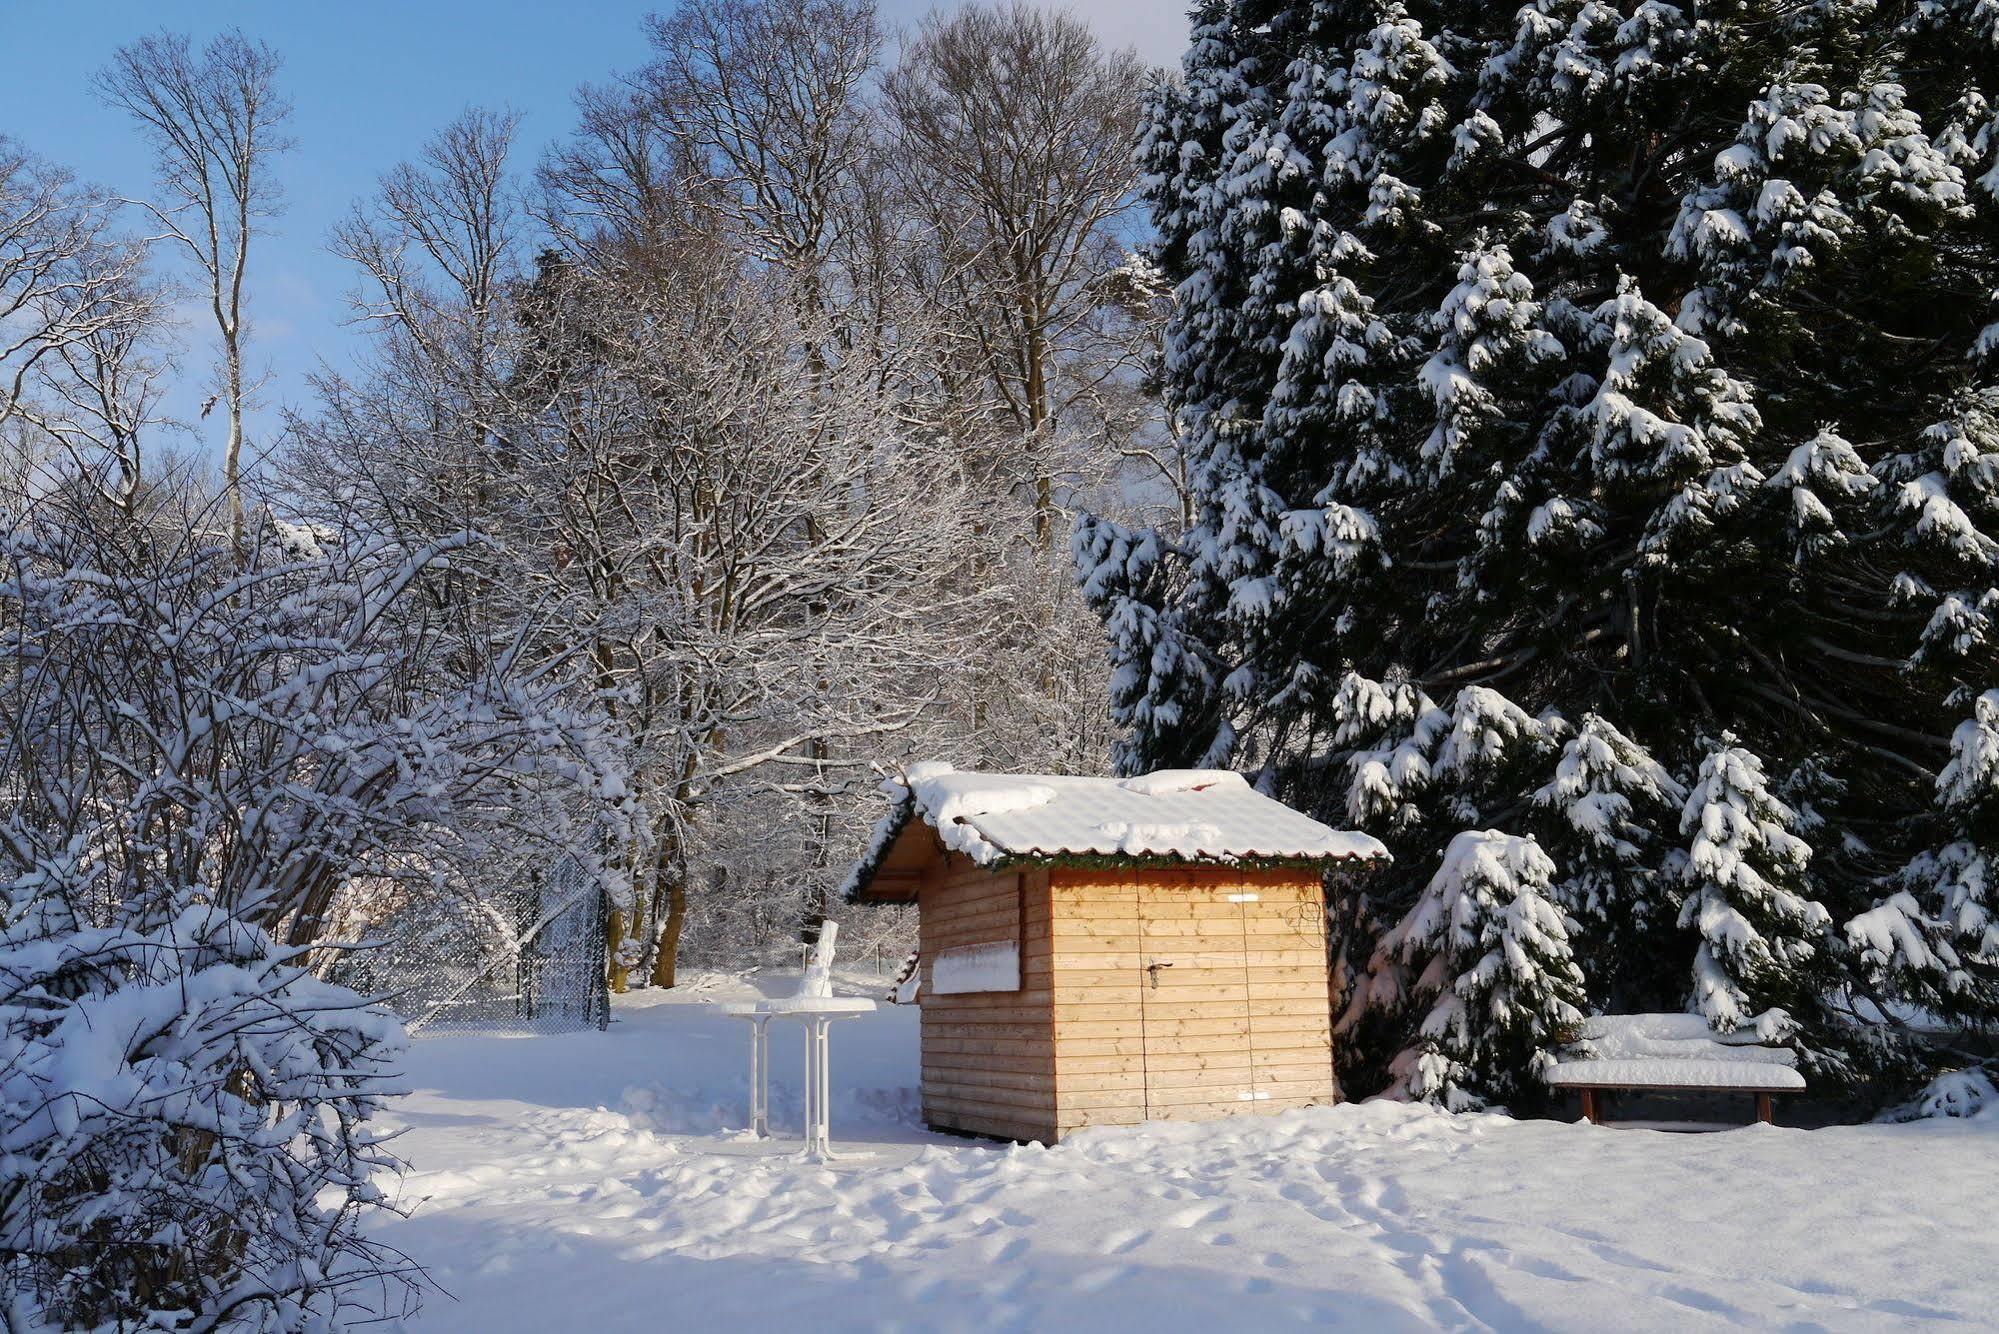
[1080,0,1999,1103]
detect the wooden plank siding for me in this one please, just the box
[916,860,1337,1144]
[916,858,1055,1143]
[1045,867,1337,1139]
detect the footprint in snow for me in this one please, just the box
[1658,1284,1744,1319]
[1098,1227,1149,1255]
[982,1235,1029,1264]
[1072,1265,1130,1294]
[1588,1241,1672,1274]
[1168,1202,1230,1229]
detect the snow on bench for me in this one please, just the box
[1544,1014,1805,1126]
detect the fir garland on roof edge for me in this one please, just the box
[1077,0,1999,1111]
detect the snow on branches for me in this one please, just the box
[0,471,631,1324]
[1099,0,1999,1101]
[1852,690,1999,1019]
[1676,738,1830,1049]
[1532,714,1685,1006]
[1374,830,1587,1112]
[0,898,415,1330]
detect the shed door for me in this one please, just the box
[1137,874,1256,1118]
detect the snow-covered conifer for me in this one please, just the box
[1532,714,1685,1005]
[1089,0,1999,1098]
[1676,737,1837,1057]
[1380,830,1588,1111]
[1851,691,1999,1021]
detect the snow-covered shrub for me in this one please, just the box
[1886,1067,1998,1121]
[0,474,629,1324]
[1374,830,1588,1111]
[0,893,413,1330]
[0,471,630,960]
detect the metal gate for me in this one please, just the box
[521,854,611,1031]
[352,857,611,1035]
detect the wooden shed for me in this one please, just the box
[844,765,1387,1143]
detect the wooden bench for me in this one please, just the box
[1552,1077,1797,1126]
[1545,1015,1806,1129]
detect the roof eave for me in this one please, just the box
[980,848,1388,874]
[840,799,917,905]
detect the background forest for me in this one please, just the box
[3,0,1172,990]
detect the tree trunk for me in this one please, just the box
[650,875,687,989]
[606,907,631,993]
[224,332,245,551]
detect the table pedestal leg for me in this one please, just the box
[749,1015,770,1138]
[817,1018,832,1156]
[801,1017,815,1149]
[798,1017,835,1161]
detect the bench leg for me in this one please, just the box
[1755,1092,1773,1125]
[1580,1089,1601,1125]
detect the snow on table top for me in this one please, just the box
[716,996,878,1015]
[1545,1057,1806,1090]
[873,762,1387,869]
[1582,1013,1763,1045]
[1549,1013,1806,1088]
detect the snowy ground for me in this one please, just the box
[380,973,1997,1331]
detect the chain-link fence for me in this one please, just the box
[343,856,611,1036]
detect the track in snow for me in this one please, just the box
[376,976,1995,1332]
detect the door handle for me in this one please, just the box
[1146,961,1173,989]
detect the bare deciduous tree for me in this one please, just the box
[289,3,1170,990]
[0,140,170,506]
[886,2,1150,545]
[96,29,292,542]
[638,0,882,313]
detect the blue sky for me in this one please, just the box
[2,0,1185,463]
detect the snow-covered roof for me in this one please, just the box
[844,763,1387,900]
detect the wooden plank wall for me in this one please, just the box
[1046,867,1335,1138]
[917,859,1055,1142]
[1043,866,1167,1131]
[1235,871,1339,1113]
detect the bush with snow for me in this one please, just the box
[1887,1067,1998,1121]
[0,895,414,1330]
[0,475,629,1325]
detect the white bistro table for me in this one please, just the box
[718,995,877,1159]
